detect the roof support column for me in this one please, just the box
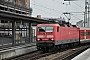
[12,21,16,45]
[29,22,31,43]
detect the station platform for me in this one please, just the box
[71,48,90,60]
[0,43,37,60]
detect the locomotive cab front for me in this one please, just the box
[37,26,54,41]
[36,24,57,50]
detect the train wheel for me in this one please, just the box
[37,47,41,50]
[68,43,73,48]
[50,46,56,52]
[43,47,48,52]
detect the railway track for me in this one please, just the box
[5,44,90,60]
[6,50,56,60]
[6,51,41,60]
[38,45,90,60]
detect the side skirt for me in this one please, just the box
[55,38,79,45]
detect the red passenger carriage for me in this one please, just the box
[79,28,90,43]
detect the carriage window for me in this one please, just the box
[81,32,84,36]
[88,32,90,35]
[57,27,59,32]
[86,32,90,35]
[38,26,53,32]
[86,32,89,35]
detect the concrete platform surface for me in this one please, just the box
[71,48,90,60]
[0,43,37,60]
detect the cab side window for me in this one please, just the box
[57,27,59,32]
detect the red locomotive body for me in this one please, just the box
[36,24,79,50]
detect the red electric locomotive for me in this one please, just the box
[36,23,80,51]
[36,19,90,51]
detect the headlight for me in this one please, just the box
[37,38,40,41]
[37,35,44,38]
[51,38,54,41]
[47,35,53,38]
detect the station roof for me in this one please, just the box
[0,10,52,23]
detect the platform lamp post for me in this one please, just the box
[88,0,90,27]
[86,0,90,27]
[84,0,89,27]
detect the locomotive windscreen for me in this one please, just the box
[38,26,53,32]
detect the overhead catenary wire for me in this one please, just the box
[52,0,84,12]
[31,0,83,24]
[32,6,59,17]
[31,4,59,16]
[71,13,83,20]
[54,0,84,21]
[31,0,84,17]
[72,1,84,9]
[31,0,62,13]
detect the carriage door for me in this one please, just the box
[84,30,86,39]
[80,30,84,40]
[86,30,89,39]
